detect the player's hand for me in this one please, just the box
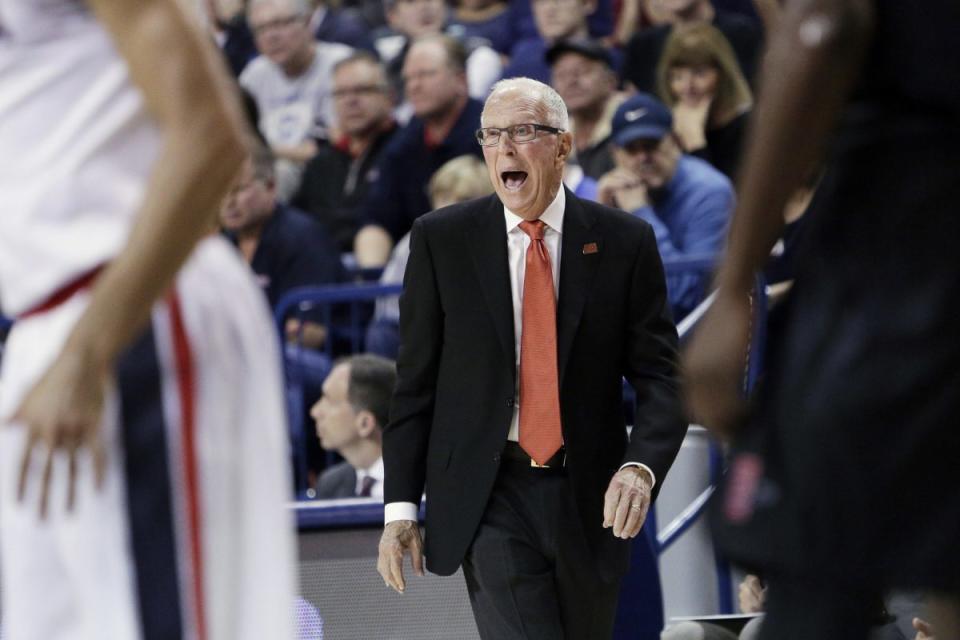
[913,617,935,640]
[596,168,650,212]
[738,574,766,613]
[12,343,110,519]
[683,287,752,439]
[603,465,653,539]
[377,519,424,593]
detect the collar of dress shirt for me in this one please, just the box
[363,456,384,484]
[356,455,385,495]
[502,186,566,235]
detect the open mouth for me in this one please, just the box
[501,171,528,191]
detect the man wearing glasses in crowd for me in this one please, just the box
[292,52,399,253]
[240,0,353,199]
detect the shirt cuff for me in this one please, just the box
[384,501,419,524]
[619,462,656,489]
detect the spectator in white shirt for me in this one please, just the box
[241,0,353,198]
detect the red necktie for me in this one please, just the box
[518,220,563,465]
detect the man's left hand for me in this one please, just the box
[602,466,652,539]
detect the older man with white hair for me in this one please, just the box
[240,0,352,198]
[376,77,686,639]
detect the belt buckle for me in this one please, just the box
[530,450,565,469]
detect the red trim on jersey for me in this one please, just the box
[19,265,104,319]
[167,291,208,640]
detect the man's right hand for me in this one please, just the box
[913,617,935,640]
[377,519,424,593]
[596,168,649,212]
[737,574,766,613]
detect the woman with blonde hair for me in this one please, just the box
[656,22,753,179]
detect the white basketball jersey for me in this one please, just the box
[0,0,162,316]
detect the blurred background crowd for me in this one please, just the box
[199,0,799,493]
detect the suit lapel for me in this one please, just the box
[344,467,358,497]
[467,195,516,382]
[557,190,600,386]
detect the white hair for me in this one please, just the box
[247,0,312,17]
[483,77,570,131]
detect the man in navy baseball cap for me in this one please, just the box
[609,92,675,147]
[599,92,734,318]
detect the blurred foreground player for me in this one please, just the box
[0,1,295,639]
[685,1,960,638]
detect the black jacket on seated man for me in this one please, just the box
[225,204,346,311]
[316,461,361,498]
[291,124,399,252]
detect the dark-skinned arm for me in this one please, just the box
[684,0,876,436]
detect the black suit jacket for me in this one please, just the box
[383,190,686,580]
[315,461,358,499]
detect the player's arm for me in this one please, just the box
[72,0,248,364]
[14,0,248,515]
[715,0,874,293]
[684,0,875,435]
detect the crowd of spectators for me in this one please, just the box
[0,0,767,489]
[205,0,758,289]
[0,2,951,636]
[198,0,763,487]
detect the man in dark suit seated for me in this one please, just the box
[376,76,686,638]
[220,146,346,349]
[310,354,397,499]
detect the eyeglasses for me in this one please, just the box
[332,84,388,99]
[402,68,441,85]
[475,123,565,146]
[250,14,303,35]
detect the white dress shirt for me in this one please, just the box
[385,188,653,525]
